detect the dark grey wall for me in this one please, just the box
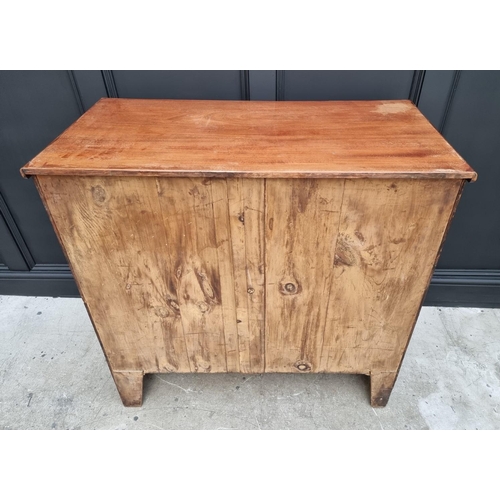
[1,70,499,306]
[279,70,415,100]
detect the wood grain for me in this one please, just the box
[155,178,227,373]
[35,174,464,406]
[370,371,398,407]
[35,176,265,380]
[265,178,345,371]
[264,178,462,376]
[111,371,144,407]
[22,99,476,181]
[321,179,462,375]
[225,178,265,372]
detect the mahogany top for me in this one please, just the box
[21,98,477,181]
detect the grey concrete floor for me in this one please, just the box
[0,295,499,430]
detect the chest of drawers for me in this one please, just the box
[22,98,476,407]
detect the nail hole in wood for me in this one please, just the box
[294,361,311,372]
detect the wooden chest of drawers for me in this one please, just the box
[22,99,476,407]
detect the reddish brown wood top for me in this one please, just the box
[21,98,477,181]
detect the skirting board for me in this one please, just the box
[0,264,79,297]
[0,265,499,308]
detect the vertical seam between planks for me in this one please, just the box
[262,178,267,373]
[189,180,201,370]
[318,178,346,370]
[241,179,252,372]
[225,178,241,371]
[209,178,230,372]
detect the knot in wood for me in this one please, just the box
[154,307,170,318]
[91,185,106,205]
[197,301,210,313]
[281,281,300,295]
[168,299,180,311]
[294,361,312,372]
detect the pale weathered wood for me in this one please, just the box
[35,174,465,406]
[111,371,144,407]
[35,176,265,379]
[370,371,398,408]
[264,178,463,377]
[210,179,240,372]
[156,178,227,373]
[36,175,180,373]
[225,178,265,372]
[265,178,345,372]
[22,99,476,181]
[320,179,462,375]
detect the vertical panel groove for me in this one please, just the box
[240,71,250,100]
[276,71,285,101]
[67,71,85,115]
[439,70,461,133]
[101,70,119,98]
[409,70,426,105]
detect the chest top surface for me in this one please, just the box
[21,98,476,181]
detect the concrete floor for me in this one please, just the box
[0,295,499,430]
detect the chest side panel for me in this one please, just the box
[265,178,463,374]
[36,176,265,374]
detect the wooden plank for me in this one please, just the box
[154,178,227,373]
[22,99,476,181]
[210,179,239,372]
[265,178,345,372]
[38,176,262,375]
[118,177,191,373]
[264,178,462,375]
[320,178,463,374]
[242,179,266,372]
[226,178,265,372]
[36,176,191,373]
